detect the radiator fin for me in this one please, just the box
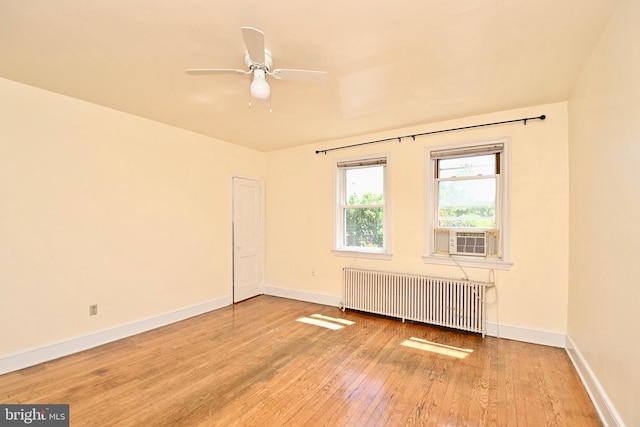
[343,268,493,336]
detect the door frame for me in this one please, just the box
[231,175,265,303]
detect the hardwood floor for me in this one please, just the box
[0,296,600,426]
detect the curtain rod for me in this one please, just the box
[315,114,546,155]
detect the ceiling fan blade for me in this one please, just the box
[272,69,328,83]
[241,27,266,65]
[185,68,248,75]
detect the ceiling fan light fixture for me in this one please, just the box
[186,28,326,105]
[250,69,270,100]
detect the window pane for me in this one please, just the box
[438,178,496,228]
[438,154,496,178]
[345,166,384,206]
[344,207,383,248]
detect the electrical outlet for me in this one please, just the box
[89,304,98,316]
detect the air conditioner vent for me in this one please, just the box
[434,229,499,257]
[453,231,486,256]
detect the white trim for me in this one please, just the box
[485,321,566,347]
[430,142,505,159]
[331,249,393,260]
[333,152,392,255]
[424,138,512,269]
[264,285,566,349]
[566,336,625,427]
[422,254,513,270]
[0,296,231,375]
[232,175,265,302]
[3,288,619,427]
[264,285,342,307]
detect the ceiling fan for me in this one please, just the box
[186,27,327,102]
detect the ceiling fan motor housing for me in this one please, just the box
[245,50,273,71]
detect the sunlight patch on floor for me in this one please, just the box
[310,314,355,326]
[401,336,474,359]
[296,317,344,330]
[296,314,356,330]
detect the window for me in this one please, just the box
[436,153,498,228]
[425,140,511,269]
[334,155,391,259]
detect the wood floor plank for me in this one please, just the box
[492,338,517,426]
[0,296,601,426]
[316,322,402,426]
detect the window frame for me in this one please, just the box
[332,153,392,260]
[424,139,513,270]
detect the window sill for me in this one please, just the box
[332,249,393,260]
[422,254,512,270]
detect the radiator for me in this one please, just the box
[342,267,493,337]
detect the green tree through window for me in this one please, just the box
[437,155,497,228]
[335,156,389,256]
[345,192,384,247]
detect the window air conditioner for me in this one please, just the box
[434,229,499,257]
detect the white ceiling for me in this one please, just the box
[0,0,619,151]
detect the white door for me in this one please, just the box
[232,177,263,302]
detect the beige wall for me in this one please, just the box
[568,0,640,424]
[0,78,265,355]
[266,101,570,336]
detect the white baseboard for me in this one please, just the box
[263,285,342,307]
[267,285,622,425]
[0,296,231,376]
[264,285,566,348]
[485,321,567,348]
[566,336,625,427]
[1,287,621,427]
